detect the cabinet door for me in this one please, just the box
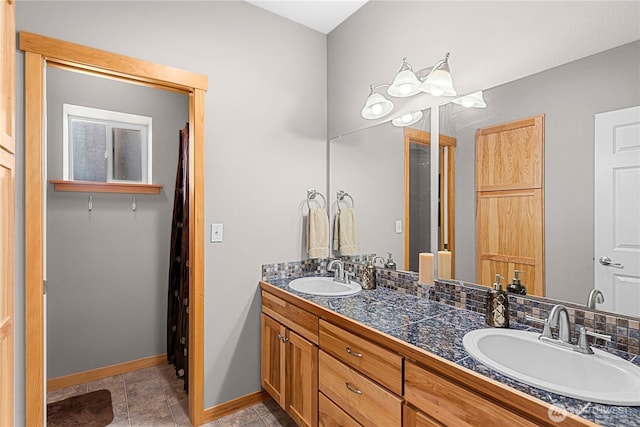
[286,330,318,427]
[261,313,286,407]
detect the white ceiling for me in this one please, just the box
[246,0,368,34]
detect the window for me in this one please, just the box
[63,104,152,183]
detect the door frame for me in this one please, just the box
[403,127,456,273]
[20,32,208,426]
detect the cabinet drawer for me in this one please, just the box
[320,320,403,394]
[405,361,537,427]
[319,392,362,427]
[319,351,402,427]
[262,291,319,344]
[403,404,444,427]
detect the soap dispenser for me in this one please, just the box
[486,274,509,328]
[361,255,376,290]
[507,270,527,295]
[384,252,397,270]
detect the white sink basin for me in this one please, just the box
[463,328,640,405]
[289,277,362,296]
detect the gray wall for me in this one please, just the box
[15,0,327,417]
[329,124,405,265]
[445,41,640,303]
[45,67,188,378]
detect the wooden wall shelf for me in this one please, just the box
[49,180,163,194]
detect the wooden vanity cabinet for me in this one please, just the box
[261,292,319,427]
[318,320,403,427]
[319,351,402,427]
[404,361,537,427]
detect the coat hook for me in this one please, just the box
[88,195,93,211]
[132,196,137,211]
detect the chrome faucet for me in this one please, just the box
[531,304,612,355]
[328,259,350,284]
[586,289,605,309]
[547,304,572,343]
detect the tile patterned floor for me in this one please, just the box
[46,364,296,426]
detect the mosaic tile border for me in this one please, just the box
[431,280,640,355]
[261,259,640,355]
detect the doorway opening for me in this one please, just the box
[21,32,208,426]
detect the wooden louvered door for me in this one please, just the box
[475,115,544,296]
[0,1,15,425]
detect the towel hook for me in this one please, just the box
[336,190,354,210]
[306,189,326,210]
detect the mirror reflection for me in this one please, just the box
[329,41,640,317]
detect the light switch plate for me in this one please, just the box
[211,223,223,243]
[395,220,403,234]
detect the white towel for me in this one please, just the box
[307,208,329,259]
[335,207,357,256]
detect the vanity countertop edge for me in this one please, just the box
[259,280,602,427]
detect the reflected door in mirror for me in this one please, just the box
[476,115,544,296]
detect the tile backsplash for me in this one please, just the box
[261,258,640,355]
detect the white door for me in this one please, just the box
[595,106,640,317]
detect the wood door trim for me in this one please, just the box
[21,32,208,427]
[403,127,456,273]
[19,32,207,91]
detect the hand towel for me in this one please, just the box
[337,207,357,256]
[307,207,329,259]
[333,210,341,252]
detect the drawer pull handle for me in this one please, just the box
[346,347,363,358]
[345,382,362,395]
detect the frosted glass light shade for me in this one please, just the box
[452,91,486,108]
[391,110,423,127]
[419,63,456,97]
[361,92,394,119]
[387,62,421,98]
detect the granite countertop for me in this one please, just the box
[263,276,640,427]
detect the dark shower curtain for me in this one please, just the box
[167,123,190,392]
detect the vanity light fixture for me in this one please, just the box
[361,85,395,119]
[452,90,487,108]
[387,57,421,97]
[361,52,457,122]
[392,110,423,127]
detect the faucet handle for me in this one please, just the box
[583,328,612,343]
[577,327,612,354]
[344,271,355,284]
[525,315,552,339]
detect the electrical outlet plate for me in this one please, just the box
[395,220,403,233]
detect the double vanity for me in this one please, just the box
[260,261,640,427]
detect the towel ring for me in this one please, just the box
[336,190,354,210]
[307,189,326,210]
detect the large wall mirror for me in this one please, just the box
[329,41,639,317]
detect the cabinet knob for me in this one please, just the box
[345,382,362,395]
[345,347,363,358]
[277,334,289,343]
